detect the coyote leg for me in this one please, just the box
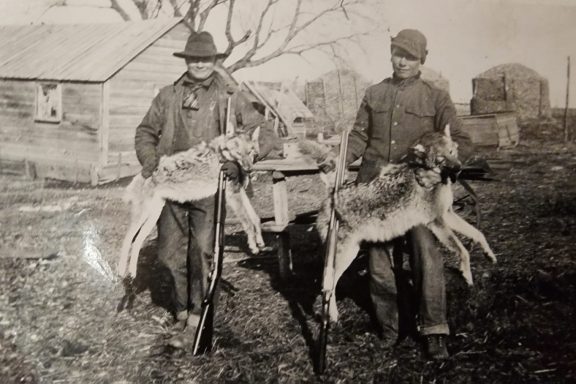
[226,187,263,254]
[118,222,140,278]
[118,207,151,277]
[126,196,165,278]
[428,220,474,286]
[329,235,361,322]
[238,187,265,249]
[444,209,497,263]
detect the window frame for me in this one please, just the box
[35,82,63,123]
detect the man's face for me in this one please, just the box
[185,56,216,80]
[391,47,421,79]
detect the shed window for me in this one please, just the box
[35,83,62,123]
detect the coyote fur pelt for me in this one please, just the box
[117,131,264,280]
[316,127,497,322]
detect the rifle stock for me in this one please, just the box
[193,170,227,355]
[315,131,349,374]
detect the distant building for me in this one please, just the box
[242,81,313,139]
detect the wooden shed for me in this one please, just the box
[0,18,192,185]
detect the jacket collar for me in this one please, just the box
[182,73,215,88]
[173,70,236,95]
[391,72,421,88]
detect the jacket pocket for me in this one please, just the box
[404,103,435,132]
[369,102,391,140]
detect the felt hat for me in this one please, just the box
[173,31,227,59]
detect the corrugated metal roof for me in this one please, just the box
[0,18,182,82]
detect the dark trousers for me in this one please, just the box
[157,198,216,316]
[369,225,449,337]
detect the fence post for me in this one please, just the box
[564,56,571,142]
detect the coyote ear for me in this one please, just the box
[405,143,426,165]
[251,126,261,143]
[444,124,451,137]
[251,126,261,153]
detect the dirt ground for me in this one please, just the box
[1,133,576,383]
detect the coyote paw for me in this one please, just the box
[328,297,339,323]
[459,265,474,286]
[247,236,267,255]
[486,250,497,264]
[248,245,261,255]
[256,238,266,249]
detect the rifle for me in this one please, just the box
[192,169,227,355]
[193,96,233,355]
[315,130,349,374]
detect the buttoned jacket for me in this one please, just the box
[347,74,472,182]
[135,72,275,177]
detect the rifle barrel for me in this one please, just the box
[193,170,227,355]
[315,130,349,374]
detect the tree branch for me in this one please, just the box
[228,20,374,73]
[178,0,377,73]
[198,0,226,30]
[168,0,185,17]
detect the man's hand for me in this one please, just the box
[221,161,241,182]
[142,158,159,179]
[318,156,336,173]
[318,151,342,174]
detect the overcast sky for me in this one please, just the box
[1,0,575,107]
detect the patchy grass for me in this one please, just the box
[1,139,576,383]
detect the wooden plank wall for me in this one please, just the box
[0,80,101,173]
[107,22,190,168]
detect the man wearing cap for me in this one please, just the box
[344,29,473,359]
[135,31,277,348]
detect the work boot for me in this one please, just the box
[379,327,399,349]
[187,312,201,332]
[166,312,201,350]
[172,310,188,332]
[424,334,449,360]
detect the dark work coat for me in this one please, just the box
[135,71,278,177]
[347,74,473,183]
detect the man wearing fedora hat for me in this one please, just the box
[135,31,277,349]
[342,29,473,359]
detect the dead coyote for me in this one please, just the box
[316,126,497,322]
[117,129,264,280]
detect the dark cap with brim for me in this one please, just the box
[391,29,428,64]
[173,31,227,59]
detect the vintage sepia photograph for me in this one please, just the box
[0,0,575,383]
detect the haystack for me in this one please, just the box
[307,69,370,134]
[421,66,450,93]
[471,63,552,122]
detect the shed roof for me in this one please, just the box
[0,18,182,82]
[245,81,313,120]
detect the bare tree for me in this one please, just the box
[113,0,381,73]
[219,0,378,73]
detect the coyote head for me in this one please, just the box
[210,126,261,171]
[407,125,461,183]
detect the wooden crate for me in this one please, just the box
[460,112,519,148]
